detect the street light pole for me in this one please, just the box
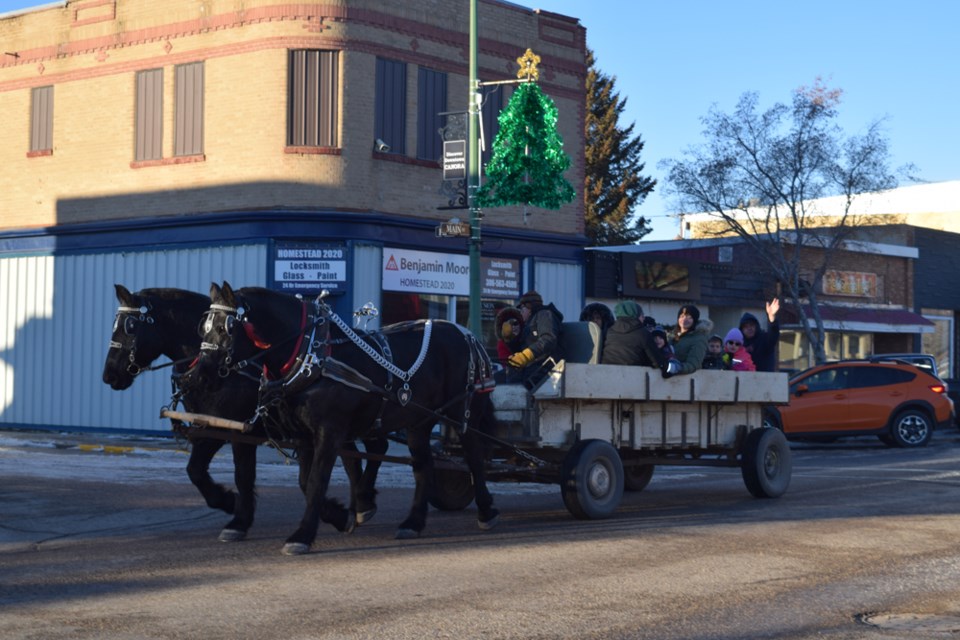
[467,0,482,335]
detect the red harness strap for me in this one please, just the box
[256,301,307,380]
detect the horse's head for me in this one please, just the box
[188,282,262,391]
[102,284,164,390]
[189,281,315,390]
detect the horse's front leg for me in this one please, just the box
[218,442,258,542]
[283,429,353,556]
[185,437,235,515]
[396,426,434,539]
[338,440,364,523]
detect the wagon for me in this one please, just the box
[163,322,791,521]
[429,323,792,519]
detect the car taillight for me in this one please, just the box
[929,384,946,394]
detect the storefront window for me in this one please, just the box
[457,297,516,356]
[921,309,953,379]
[779,330,874,373]
[380,292,448,325]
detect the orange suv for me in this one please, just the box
[765,359,955,447]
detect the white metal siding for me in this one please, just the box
[534,260,583,322]
[0,245,266,433]
[351,243,383,330]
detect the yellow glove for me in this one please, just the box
[507,348,535,368]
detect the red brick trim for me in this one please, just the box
[26,148,53,158]
[373,152,439,169]
[130,154,206,169]
[284,146,341,155]
[1,4,586,89]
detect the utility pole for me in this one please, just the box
[466,0,482,335]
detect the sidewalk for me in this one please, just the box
[0,428,187,456]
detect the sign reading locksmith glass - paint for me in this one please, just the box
[272,242,347,294]
[383,248,470,295]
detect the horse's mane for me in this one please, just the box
[138,288,210,305]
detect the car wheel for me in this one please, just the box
[889,409,933,448]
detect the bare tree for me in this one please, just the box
[660,79,898,363]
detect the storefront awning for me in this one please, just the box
[782,305,936,334]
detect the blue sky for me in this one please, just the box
[535,0,960,238]
[3,0,958,240]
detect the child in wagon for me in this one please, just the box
[722,328,756,371]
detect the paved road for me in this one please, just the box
[2,429,960,639]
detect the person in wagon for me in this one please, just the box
[739,297,780,372]
[507,290,564,381]
[665,304,713,378]
[579,302,615,333]
[494,306,524,382]
[722,328,756,371]
[702,334,726,370]
[600,300,665,368]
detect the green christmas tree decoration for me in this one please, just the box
[476,81,576,210]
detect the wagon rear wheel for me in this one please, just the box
[623,463,654,492]
[429,468,474,511]
[741,427,792,498]
[561,440,624,519]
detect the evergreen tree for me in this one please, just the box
[476,81,575,210]
[585,49,656,245]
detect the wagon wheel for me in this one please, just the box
[429,468,474,511]
[560,440,624,519]
[623,463,654,492]
[740,427,792,499]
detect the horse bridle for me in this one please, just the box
[199,302,249,377]
[108,304,155,376]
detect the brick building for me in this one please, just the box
[0,0,587,433]
[587,233,944,375]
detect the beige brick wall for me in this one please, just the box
[0,0,586,235]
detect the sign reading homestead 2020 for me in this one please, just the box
[272,242,347,294]
[382,247,519,298]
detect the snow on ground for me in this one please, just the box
[0,433,573,494]
[0,431,714,494]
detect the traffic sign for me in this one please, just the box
[435,221,471,237]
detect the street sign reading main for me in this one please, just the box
[435,221,471,237]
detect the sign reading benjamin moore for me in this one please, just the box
[382,248,520,299]
[383,248,469,295]
[272,242,347,293]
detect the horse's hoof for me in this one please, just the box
[343,512,357,534]
[478,510,501,531]
[282,542,311,556]
[218,528,247,542]
[356,506,377,525]
[395,528,420,540]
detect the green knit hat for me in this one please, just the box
[613,300,641,319]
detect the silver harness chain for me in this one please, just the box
[326,306,433,384]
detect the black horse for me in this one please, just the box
[101,285,387,541]
[188,282,500,555]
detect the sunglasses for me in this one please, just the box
[726,340,742,346]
